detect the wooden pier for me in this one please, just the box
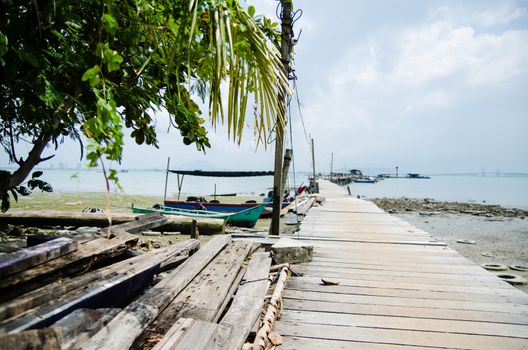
[275,180,528,349]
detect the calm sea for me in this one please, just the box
[6,169,528,209]
[23,169,293,198]
[348,176,528,210]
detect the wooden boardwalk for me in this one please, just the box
[275,180,528,349]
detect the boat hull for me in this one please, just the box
[164,200,259,213]
[133,204,264,228]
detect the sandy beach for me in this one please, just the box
[372,198,528,293]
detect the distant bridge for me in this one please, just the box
[431,172,528,178]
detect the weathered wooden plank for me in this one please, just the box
[281,309,528,338]
[152,318,229,350]
[310,257,488,273]
[295,264,509,282]
[0,327,63,350]
[0,237,77,278]
[236,252,272,297]
[284,289,528,314]
[218,252,272,350]
[0,233,138,301]
[0,214,183,298]
[286,279,528,304]
[0,259,158,332]
[295,268,513,288]
[0,239,198,322]
[279,336,447,349]
[231,233,443,246]
[141,240,251,345]
[291,275,527,298]
[0,211,224,235]
[52,308,120,349]
[283,292,528,326]
[276,320,528,350]
[83,235,231,350]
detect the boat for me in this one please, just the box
[132,204,265,228]
[353,176,377,183]
[164,198,262,213]
[406,173,431,179]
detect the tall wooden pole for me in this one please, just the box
[163,157,170,202]
[330,152,333,181]
[270,0,293,236]
[311,138,317,192]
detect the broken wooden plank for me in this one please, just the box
[52,308,120,349]
[151,318,229,350]
[0,213,175,298]
[0,239,198,322]
[83,235,231,350]
[140,240,252,346]
[0,232,138,300]
[218,252,272,350]
[0,237,77,278]
[0,258,159,332]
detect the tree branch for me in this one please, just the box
[9,122,22,166]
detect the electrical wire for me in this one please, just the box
[293,79,311,147]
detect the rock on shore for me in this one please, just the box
[371,198,528,218]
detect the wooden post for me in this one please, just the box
[280,148,293,198]
[271,0,293,236]
[330,152,334,181]
[311,138,317,193]
[163,157,170,202]
[190,220,199,240]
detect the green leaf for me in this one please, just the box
[103,13,119,35]
[0,31,7,58]
[82,65,101,87]
[32,171,43,178]
[248,6,255,17]
[16,186,31,196]
[20,51,39,68]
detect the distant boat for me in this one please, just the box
[132,204,264,228]
[407,173,431,179]
[354,177,377,183]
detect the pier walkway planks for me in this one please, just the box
[275,180,528,349]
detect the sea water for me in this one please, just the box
[18,168,301,198]
[348,176,528,210]
[5,169,528,209]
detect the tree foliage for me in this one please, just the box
[0,0,288,211]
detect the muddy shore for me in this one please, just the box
[371,197,528,293]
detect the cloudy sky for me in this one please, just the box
[8,0,528,175]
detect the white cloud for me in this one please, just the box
[392,22,528,86]
[473,3,527,27]
[431,1,527,28]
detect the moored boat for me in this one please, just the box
[164,199,261,213]
[353,176,377,183]
[132,204,264,228]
